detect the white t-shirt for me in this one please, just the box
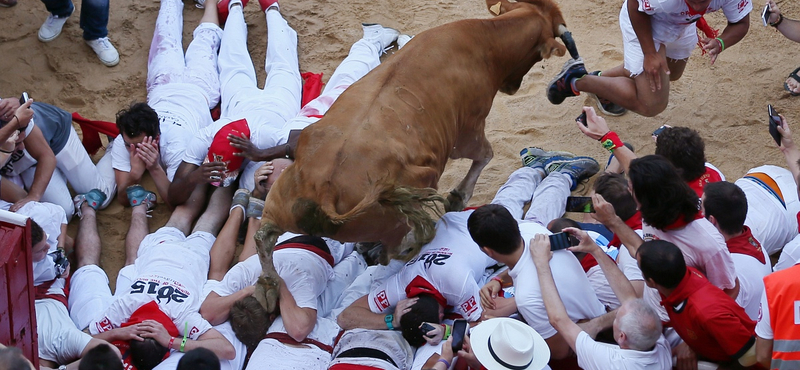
[641,218,737,321]
[368,211,498,321]
[576,331,672,370]
[89,236,213,339]
[510,221,606,339]
[755,288,773,339]
[624,0,751,43]
[3,200,68,285]
[617,229,645,282]
[731,252,771,321]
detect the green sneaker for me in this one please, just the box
[73,189,107,217]
[520,147,575,170]
[544,156,600,190]
[126,185,157,210]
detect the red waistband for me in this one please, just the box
[264,332,334,353]
[274,242,334,267]
[329,364,384,370]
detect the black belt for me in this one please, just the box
[337,347,397,368]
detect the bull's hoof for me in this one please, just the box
[254,276,280,313]
[445,190,466,212]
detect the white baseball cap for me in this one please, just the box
[469,318,550,370]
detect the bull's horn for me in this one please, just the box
[557,24,580,60]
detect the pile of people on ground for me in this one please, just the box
[1,0,800,369]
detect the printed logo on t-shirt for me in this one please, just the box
[642,0,652,11]
[407,248,453,270]
[97,317,113,332]
[130,278,189,305]
[643,233,658,241]
[374,290,390,311]
[188,326,200,338]
[758,303,763,322]
[737,0,748,12]
[460,296,479,317]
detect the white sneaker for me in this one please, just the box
[86,37,120,67]
[362,23,400,52]
[397,34,413,49]
[38,13,71,42]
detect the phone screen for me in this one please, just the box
[762,4,771,26]
[576,111,587,127]
[451,320,468,352]
[19,92,28,105]
[565,196,594,213]
[769,104,782,146]
[549,232,572,251]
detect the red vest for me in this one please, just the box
[763,264,800,369]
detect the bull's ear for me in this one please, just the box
[538,38,567,59]
[486,0,518,16]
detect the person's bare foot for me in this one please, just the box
[786,75,800,95]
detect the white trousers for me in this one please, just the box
[239,37,383,191]
[16,128,116,219]
[218,6,301,128]
[490,167,570,227]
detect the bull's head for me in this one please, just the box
[485,0,580,60]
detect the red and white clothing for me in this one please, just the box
[619,0,751,76]
[735,165,800,256]
[642,216,737,321]
[70,227,217,343]
[661,268,756,363]
[368,211,497,322]
[111,0,221,182]
[687,163,725,197]
[775,236,800,271]
[726,226,771,321]
[576,331,672,370]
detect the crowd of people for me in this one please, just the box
[1,0,800,369]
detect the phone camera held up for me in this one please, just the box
[576,111,588,127]
[768,104,782,146]
[19,92,29,105]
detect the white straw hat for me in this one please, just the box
[469,318,550,370]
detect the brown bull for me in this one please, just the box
[252,0,577,311]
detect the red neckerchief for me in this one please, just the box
[660,267,708,306]
[662,210,704,231]
[113,301,180,370]
[609,211,643,248]
[405,275,448,308]
[725,226,767,264]
[34,276,69,307]
[687,166,723,197]
[684,0,719,53]
[275,242,334,267]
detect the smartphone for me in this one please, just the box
[762,4,771,27]
[451,320,468,352]
[19,92,29,105]
[549,232,574,251]
[420,323,436,337]
[652,125,669,138]
[769,104,782,146]
[565,196,594,213]
[576,111,588,127]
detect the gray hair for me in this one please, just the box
[618,299,662,351]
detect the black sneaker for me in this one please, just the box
[588,71,627,116]
[547,58,587,105]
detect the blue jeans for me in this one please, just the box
[40,0,108,40]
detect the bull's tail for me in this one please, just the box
[253,222,283,312]
[377,186,446,260]
[293,184,446,258]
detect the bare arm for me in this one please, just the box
[200,286,255,326]
[592,193,643,258]
[167,161,225,207]
[565,227,637,304]
[12,126,56,211]
[577,107,637,174]
[767,0,800,42]
[337,295,414,331]
[139,321,236,360]
[530,234,583,352]
[277,279,317,342]
[756,337,773,368]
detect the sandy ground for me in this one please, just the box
[1,0,798,287]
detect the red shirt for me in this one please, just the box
[725,226,766,264]
[687,165,723,197]
[661,268,756,362]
